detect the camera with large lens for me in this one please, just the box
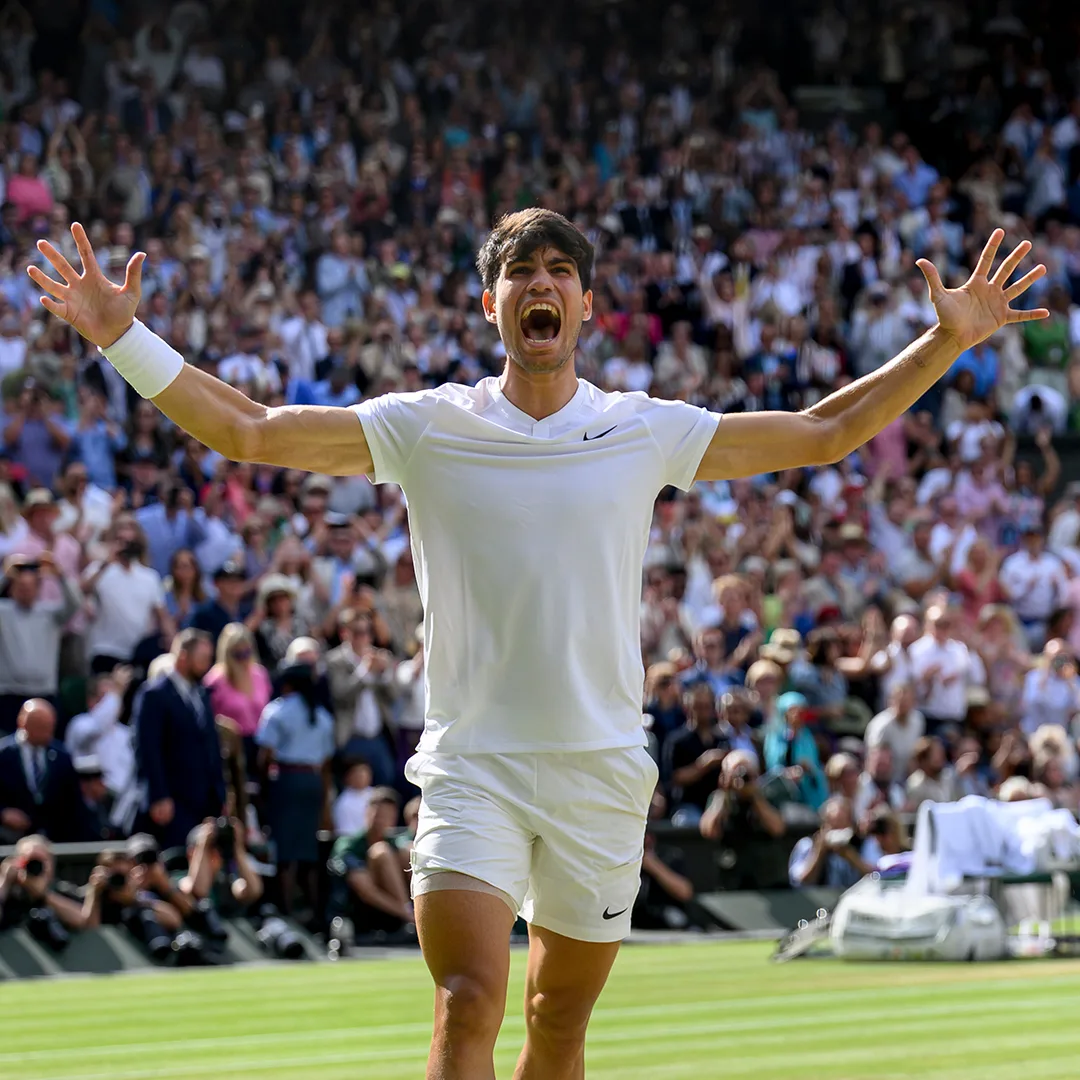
[126,907,173,962]
[187,897,229,945]
[107,870,127,892]
[255,904,305,960]
[23,857,45,878]
[26,906,70,952]
[213,816,235,860]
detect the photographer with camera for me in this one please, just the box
[81,834,190,961]
[700,750,786,847]
[788,795,872,889]
[0,834,88,950]
[178,816,263,913]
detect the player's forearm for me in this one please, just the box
[805,325,961,459]
[101,320,267,462]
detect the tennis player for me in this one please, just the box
[29,215,1045,1079]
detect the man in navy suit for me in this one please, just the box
[0,699,86,842]
[133,629,226,850]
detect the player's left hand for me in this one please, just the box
[917,229,1049,353]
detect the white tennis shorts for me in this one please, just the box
[405,745,659,943]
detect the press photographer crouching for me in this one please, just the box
[81,833,197,963]
[173,816,311,962]
[0,834,88,950]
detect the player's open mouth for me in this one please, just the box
[520,302,562,346]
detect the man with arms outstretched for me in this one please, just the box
[29,214,1045,1079]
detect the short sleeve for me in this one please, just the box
[254,701,280,749]
[642,398,721,491]
[352,391,435,486]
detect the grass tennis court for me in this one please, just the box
[4,940,1080,1079]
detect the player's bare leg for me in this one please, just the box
[513,925,621,1080]
[417,888,516,1080]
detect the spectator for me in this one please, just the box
[0,699,85,842]
[249,574,310,671]
[853,744,908,822]
[82,516,170,674]
[132,630,225,849]
[134,481,206,579]
[189,560,251,651]
[203,623,272,763]
[332,759,374,838]
[394,623,426,772]
[864,682,926,783]
[999,523,1069,650]
[0,552,79,733]
[643,662,687,745]
[1019,638,1080,735]
[327,787,413,938]
[326,610,398,787]
[255,662,335,918]
[788,796,871,889]
[3,381,71,489]
[908,605,984,734]
[663,681,727,827]
[634,830,696,931]
[906,736,966,807]
[162,548,204,628]
[764,692,828,809]
[64,667,137,834]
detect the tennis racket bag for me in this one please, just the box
[830,877,1007,962]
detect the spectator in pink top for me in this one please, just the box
[954,460,1009,527]
[7,154,54,224]
[204,622,272,755]
[864,416,908,480]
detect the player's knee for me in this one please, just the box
[436,974,504,1044]
[523,990,591,1052]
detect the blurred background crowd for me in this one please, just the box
[5,0,1080,946]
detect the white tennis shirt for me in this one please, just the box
[354,377,719,754]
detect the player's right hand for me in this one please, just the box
[27,222,146,349]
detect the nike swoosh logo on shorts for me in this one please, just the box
[583,426,617,442]
[602,906,628,920]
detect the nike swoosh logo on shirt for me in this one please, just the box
[602,906,628,920]
[583,426,617,442]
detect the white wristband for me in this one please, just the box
[100,319,185,399]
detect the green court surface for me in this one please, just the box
[3,940,1080,1079]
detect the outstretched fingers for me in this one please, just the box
[1006,306,1051,324]
[35,239,79,284]
[916,257,946,301]
[26,263,68,300]
[1003,263,1047,302]
[70,222,102,278]
[990,239,1033,287]
[123,251,146,295]
[972,228,1005,280]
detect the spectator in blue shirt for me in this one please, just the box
[256,663,335,916]
[189,560,251,650]
[311,363,361,409]
[951,341,999,399]
[893,146,940,209]
[70,386,126,491]
[135,482,206,578]
[2,379,72,489]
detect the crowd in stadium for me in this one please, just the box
[3,0,1080,949]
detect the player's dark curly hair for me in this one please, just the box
[476,208,595,294]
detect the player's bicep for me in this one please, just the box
[253,405,373,477]
[693,411,842,482]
